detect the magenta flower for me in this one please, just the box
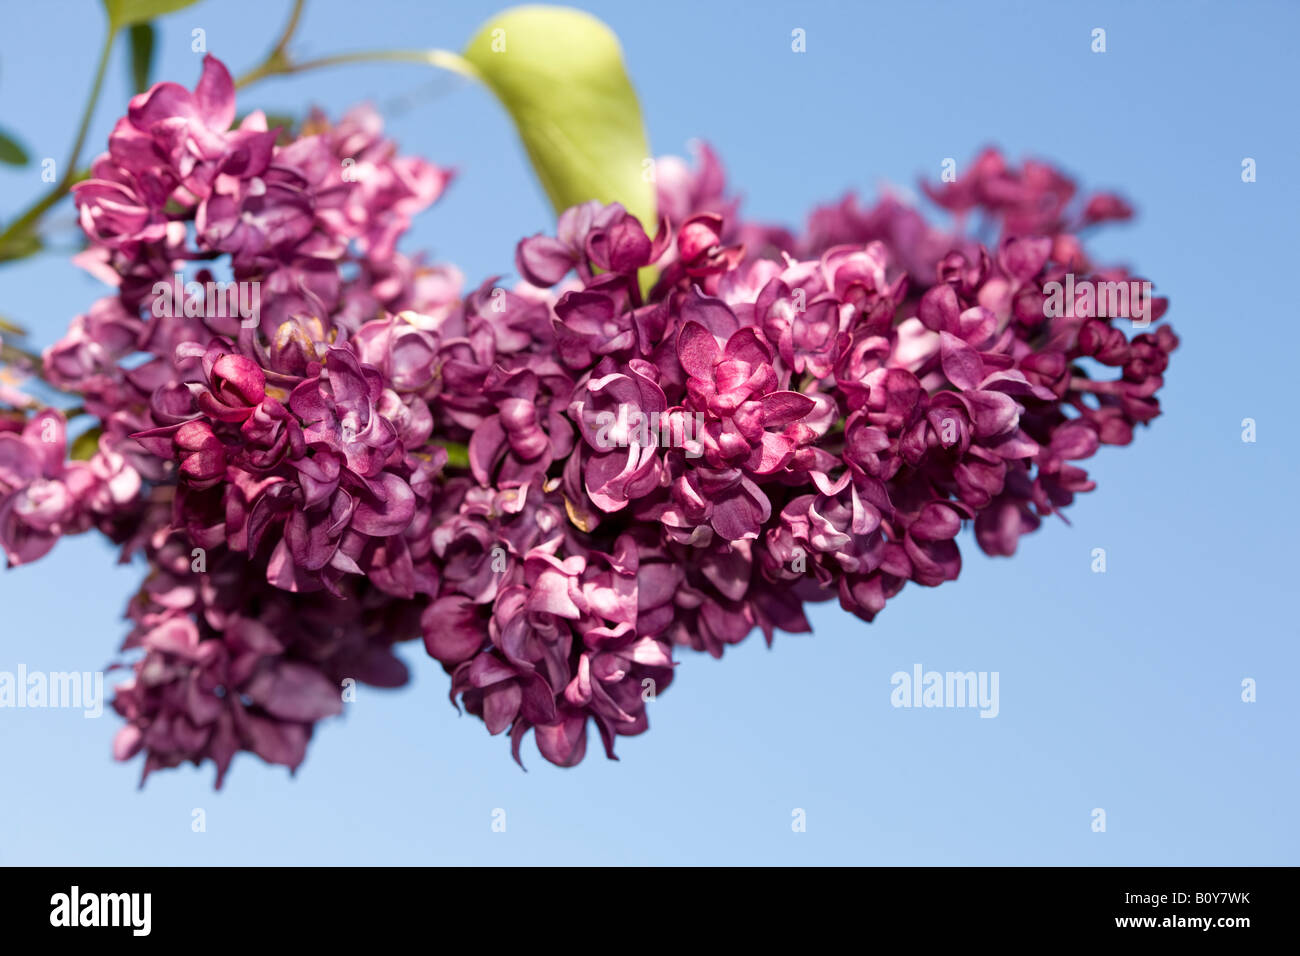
[4,48,1177,785]
[0,412,95,566]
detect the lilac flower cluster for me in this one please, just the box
[5,57,454,781]
[0,58,1176,782]
[410,146,1175,763]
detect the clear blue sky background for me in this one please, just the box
[1,0,1296,866]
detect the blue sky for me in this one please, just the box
[1,0,1297,865]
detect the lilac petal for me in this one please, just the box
[680,286,740,339]
[422,596,485,664]
[677,321,720,378]
[0,435,44,485]
[535,715,588,767]
[482,682,522,735]
[239,712,309,770]
[351,473,415,536]
[940,331,984,391]
[256,662,344,722]
[918,283,959,331]
[516,234,573,286]
[911,502,962,541]
[1051,421,1100,460]
[964,389,1019,437]
[193,54,236,130]
[759,391,816,427]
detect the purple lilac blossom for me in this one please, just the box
[0,56,1176,781]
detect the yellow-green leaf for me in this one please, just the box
[128,23,156,93]
[0,128,29,166]
[462,5,655,230]
[0,229,42,263]
[431,439,470,470]
[102,0,200,32]
[70,426,102,461]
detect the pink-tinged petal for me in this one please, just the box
[468,415,506,485]
[626,637,672,667]
[516,234,573,286]
[998,235,1052,283]
[677,321,720,378]
[586,210,652,273]
[1050,421,1100,460]
[528,566,583,619]
[211,353,266,405]
[680,286,740,338]
[710,488,763,540]
[535,715,588,767]
[130,423,183,460]
[482,681,522,735]
[256,662,344,722]
[957,306,998,346]
[940,331,983,391]
[678,213,724,260]
[759,391,816,427]
[141,617,202,657]
[0,435,42,485]
[910,501,963,541]
[905,535,962,586]
[723,326,771,366]
[129,82,195,131]
[240,712,309,771]
[964,389,1019,437]
[987,429,1040,460]
[745,431,795,475]
[1083,192,1134,225]
[266,537,319,592]
[519,672,558,725]
[918,283,960,331]
[422,597,486,664]
[113,725,144,761]
[979,369,1057,401]
[194,54,236,132]
[563,654,594,707]
[468,653,517,688]
[351,473,415,536]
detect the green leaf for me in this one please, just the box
[0,229,42,263]
[0,128,30,166]
[70,426,103,461]
[128,23,156,93]
[431,439,470,470]
[461,5,655,230]
[102,0,200,32]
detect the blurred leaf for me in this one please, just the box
[0,128,30,166]
[461,5,655,230]
[102,0,199,32]
[0,315,29,337]
[432,439,470,470]
[70,426,103,461]
[0,229,42,263]
[128,23,156,93]
[261,112,296,133]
